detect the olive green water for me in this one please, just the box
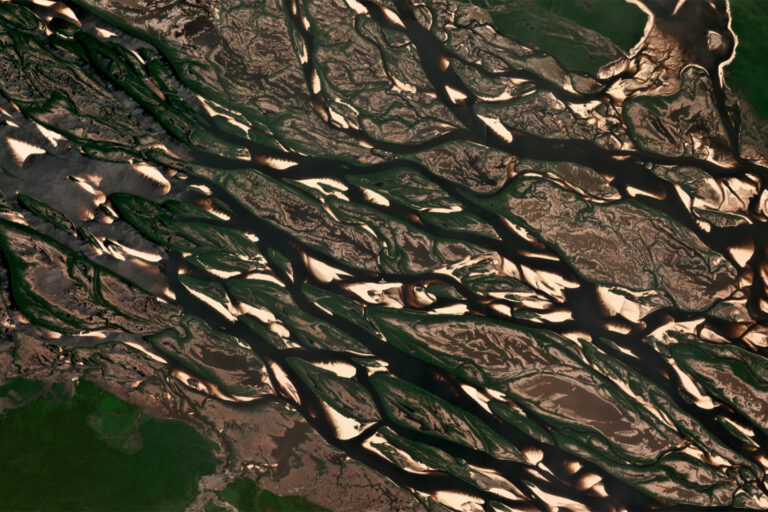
[0,0,766,510]
[475,0,647,74]
[529,0,647,52]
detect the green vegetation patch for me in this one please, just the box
[727,0,768,117]
[17,193,76,235]
[217,477,329,512]
[0,378,219,511]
